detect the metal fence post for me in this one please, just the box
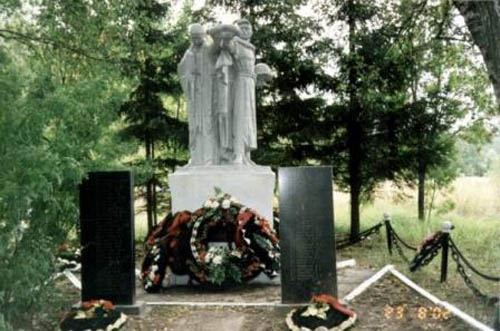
[384,213,392,256]
[494,301,500,331]
[440,221,453,283]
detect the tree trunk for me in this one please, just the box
[151,140,157,226]
[349,174,361,240]
[145,134,154,233]
[454,0,500,104]
[418,162,426,221]
[347,0,361,240]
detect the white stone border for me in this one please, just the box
[63,270,82,290]
[337,259,356,270]
[146,301,300,308]
[341,264,494,331]
[341,264,394,303]
[389,268,494,331]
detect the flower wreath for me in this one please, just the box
[56,245,82,272]
[286,295,356,331]
[59,300,127,331]
[141,190,280,292]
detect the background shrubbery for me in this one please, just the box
[0,48,133,329]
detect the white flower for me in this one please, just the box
[244,237,251,245]
[211,200,220,209]
[301,303,329,320]
[149,271,155,280]
[152,265,158,272]
[221,199,231,209]
[205,252,213,262]
[204,199,212,208]
[212,255,223,265]
[20,221,29,231]
[0,221,6,229]
[154,255,160,262]
[230,250,242,258]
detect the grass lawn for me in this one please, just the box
[334,176,500,328]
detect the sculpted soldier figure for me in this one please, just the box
[224,19,258,165]
[177,23,216,166]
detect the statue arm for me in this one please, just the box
[207,24,240,39]
[207,24,240,54]
[178,51,194,98]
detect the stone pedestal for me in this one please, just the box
[168,165,275,223]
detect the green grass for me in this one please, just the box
[334,176,500,327]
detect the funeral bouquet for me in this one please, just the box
[141,188,280,292]
[59,300,127,331]
[55,244,81,272]
[286,295,356,331]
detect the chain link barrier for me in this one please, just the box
[391,231,411,263]
[449,238,500,305]
[448,238,500,282]
[408,233,443,272]
[336,222,384,250]
[386,222,418,263]
[335,216,499,304]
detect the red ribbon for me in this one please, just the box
[234,211,254,247]
[312,294,355,317]
[167,211,192,237]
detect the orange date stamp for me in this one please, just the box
[384,304,452,320]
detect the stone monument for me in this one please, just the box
[169,20,275,223]
[80,171,143,314]
[278,166,338,303]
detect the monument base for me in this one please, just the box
[166,272,281,286]
[168,165,276,223]
[73,300,146,316]
[115,300,146,315]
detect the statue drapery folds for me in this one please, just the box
[178,20,273,166]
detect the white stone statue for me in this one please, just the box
[177,23,217,166]
[179,20,272,166]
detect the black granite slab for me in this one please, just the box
[278,166,337,303]
[80,171,135,305]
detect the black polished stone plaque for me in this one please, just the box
[278,166,337,303]
[80,171,135,305]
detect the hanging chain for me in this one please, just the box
[391,231,411,263]
[450,242,499,305]
[336,223,383,250]
[409,237,442,272]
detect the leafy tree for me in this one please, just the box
[0,45,132,328]
[315,0,420,238]
[0,2,139,328]
[453,0,500,104]
[118,0,189,231]
[397,0,498,220]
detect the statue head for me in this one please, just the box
[189,23,205,47]
[234,18,252,41]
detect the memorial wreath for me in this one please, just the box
[286,295,356,331]
[59,299,127,331]
[141,189,280,292]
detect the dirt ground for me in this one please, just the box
[123,274,473,331]
[28,265,487,331]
